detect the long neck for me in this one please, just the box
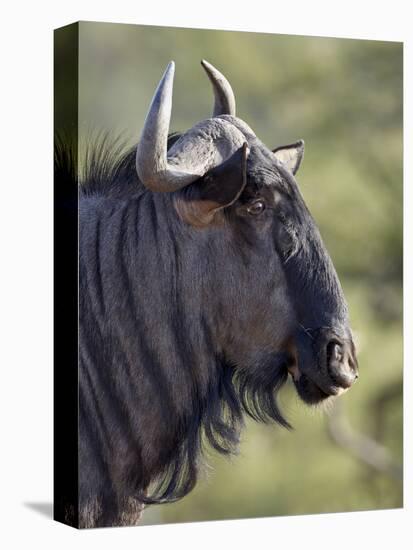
[80,193,243,503]
[80,193,223,430]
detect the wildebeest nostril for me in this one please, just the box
[326,340,358,389]
[329,342,343,363]
[326,340,343,366]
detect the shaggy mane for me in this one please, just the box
[55,132,182,200]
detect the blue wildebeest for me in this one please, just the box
[75,61,358,527]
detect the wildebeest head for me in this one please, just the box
[136,61,358,417]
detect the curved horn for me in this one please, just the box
[201,59,236,117]
[136,61,201,192]
[137,62,246,193]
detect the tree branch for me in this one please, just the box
[326,400,402,481]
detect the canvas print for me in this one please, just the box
[54,22,403,528]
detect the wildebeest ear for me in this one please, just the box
[272,140,304,175]
[176,143,249,227]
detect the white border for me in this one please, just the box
[0,1,410,548]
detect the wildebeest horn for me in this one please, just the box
[136,62,201,192]
[136,61,249,193]
[201,59,236,117]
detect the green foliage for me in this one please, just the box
[65,22,403,523]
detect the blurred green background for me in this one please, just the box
[58,22,403,524]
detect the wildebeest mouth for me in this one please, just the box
[287,366,343,405]
[285,327,359,405]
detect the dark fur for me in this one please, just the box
[58,129,349,527]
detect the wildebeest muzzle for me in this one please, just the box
[288,326,358,404]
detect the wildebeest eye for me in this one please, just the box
[247,200,266,216]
